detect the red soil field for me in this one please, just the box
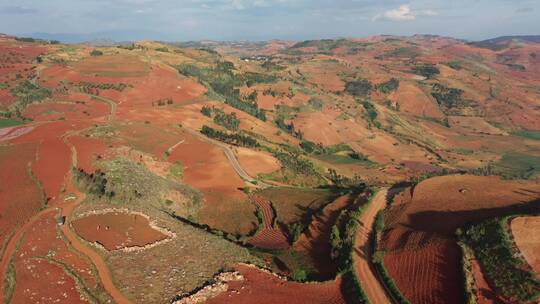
[510,216,540,274]
[72,212,168,251]
[24,98,109,122]
[68,135,109,172]
[32,135,71,201]
[235,147,280,177]
[384,240,462,304]
[168,130,247,205]
[10,121,91,201]
[247,196,289,250]
[12,259,87,304]
[380,175,540,304]
[205,264,347,304]
[11,211,100,303]
[0,143,42,255]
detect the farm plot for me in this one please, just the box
[72,211,169,251]
[379,175,540,304]
[0,143,42,256]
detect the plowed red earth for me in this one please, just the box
[383,240,462,304]
[205,264,347,304]
[247,196,289,250]
[380,175,540,304]
[72,212,168,251]
[0,143,42,255]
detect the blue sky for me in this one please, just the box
[0,0,538,42]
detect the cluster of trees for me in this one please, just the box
[78,81,131,92]
[362,101,380,128]
[90,49,103,56]
[214,111,240,131]
[328,200,371,303]
[177,62,267,121]
[327,169,367,192]
[73,168,114,198]
[155,47,169,52]
[431,83,464,109]
[459,217,540,303]
[10,80,51,108]
[199,106,240,131]
[273,151,318,176]
[376,78,400,93]
[344,79,373,97]
[200,125,259,147]
[412,64,440,79]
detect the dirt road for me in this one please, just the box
[353,189,394,304]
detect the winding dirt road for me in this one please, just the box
[353,189,394,304]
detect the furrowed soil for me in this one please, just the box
[380,175,540,304]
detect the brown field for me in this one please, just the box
[235,147,280,177]
[24,98,109,122]
[388,81,444,118]
[510,216,540,274]
[74,54,149,77]
[383,240,462,304]
[0,143,42,256]
[68,135,110,172]
[205,264,347,304]
[73,212,168,251]
[380,175,540,304]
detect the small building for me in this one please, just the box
[57,216,66,226]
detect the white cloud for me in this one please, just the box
[373,4,437,22]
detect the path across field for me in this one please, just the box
[353,189,395,304]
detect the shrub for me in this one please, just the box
[90,49,103,56]
[344,79,372,97]
[200,106,212,117]
[431,83,463,109]
[200,125,259,147]
[412,64,439,79]
[376,78,399,93]
[213,111,240,131]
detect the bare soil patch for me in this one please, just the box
[205,264,347,304]
[72,211,168,251]
[510,216,540,274]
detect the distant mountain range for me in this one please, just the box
[478,35,540,45]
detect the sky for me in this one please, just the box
[0,0,538,42]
